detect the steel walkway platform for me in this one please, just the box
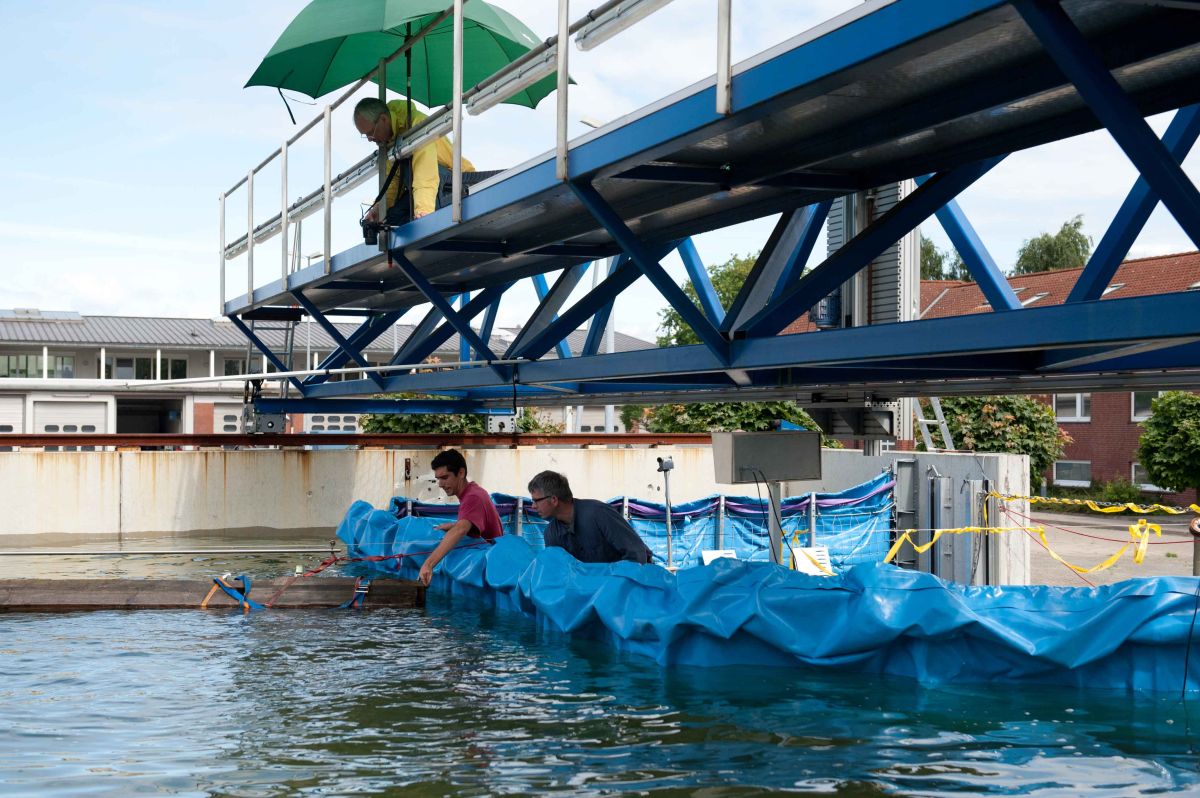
[222,0,1200,413]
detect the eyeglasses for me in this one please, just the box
[530,495,553,505]
[360,115,387,142]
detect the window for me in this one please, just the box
[1054,393,1091,422]
[1020,292,1050,307]
[1101,283,1125,296]
[169,358,188,380]
[0,425,12,433]
[81,425,95,432]
[221,413,240,433]
[43,424,60,433]
[1132,462,1166,492]
[63,425,78,432]
[1132,391,1163,422]
[580,425,592,432]
[0,354,42,378]
[224,359,246,376]
[1053,460,1092,487]
[134,357,154,380]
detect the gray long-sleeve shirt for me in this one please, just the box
[543,499,653,564]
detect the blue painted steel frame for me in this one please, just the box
[530,272,577,361]
[290,291,385,390]
[677,239,724,326]
[227,315,306,394]
[302,310,406,387]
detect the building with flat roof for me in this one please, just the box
[0,309,652,439]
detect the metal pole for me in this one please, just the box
[0,548,343,557]
[716,0,732,115]
[555,0,570,181]
[769,481,783,565]
[717,494,725,549]
[323,104,332,274]
[451,0,464,223]
[218,193,226,316]
[515,499,524,537]
[807,490,817,546]
[246,170,254,301]
[664,469,673,569]
[281,142,289,282]
[377,56,389,229]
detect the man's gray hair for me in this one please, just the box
[353,97,388,123]
[528,470,573,501]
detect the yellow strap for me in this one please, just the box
[795,547,834,576]
[200,583,220,610]
[989,491,1200,516]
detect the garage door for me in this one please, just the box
[0,395,23,434]
[33,400,107,451]
[213,402,244,434]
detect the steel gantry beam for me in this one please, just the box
[220,0,1200,418]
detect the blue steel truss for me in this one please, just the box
[224,0,1200,418]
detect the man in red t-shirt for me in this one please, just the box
[418,448,503,586]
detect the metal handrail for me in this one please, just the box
[221,0,720,315]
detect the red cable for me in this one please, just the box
[1002,507,1096,587]
[1004,506,1190,545]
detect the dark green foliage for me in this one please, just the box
[619,404,647,432]
[1137,391,1200,495]
[360,395,563,434]
[644,401,841,448]
[919,396,1070,489]
[656,253,755,348]
[1012,215,1092,275]
[921,235,971,281]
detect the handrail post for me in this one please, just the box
[377,56,389,231]
[452,0,464,223]
[555,0,570,180]
[716,0,732,115]
[281,142,289,282]
[218,192,226,316]
[246,170,255,303]
[323,104,332,274]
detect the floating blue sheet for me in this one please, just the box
[338,501,1200,693]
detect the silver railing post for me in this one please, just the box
[716,0,732,115]
[555,0,570,180]
[281,142,289,282]
[451,0,464,223]
[377,56,389,228]
[218,192,226,316]
[323,104,332,274]
[246,170,255,303]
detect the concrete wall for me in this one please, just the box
[0,445,1030,582]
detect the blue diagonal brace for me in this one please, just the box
[303,310,405,386]
[514,268,589,360]
[724,203,830,334]
[1014,0,1200,250]
[478,292,502,353]
[389,253,507,378]
[512,246,674,361]
[390,285,511,370]
[291,292,385,389]
[228,315,307,394]
[458,293,471,364]
[1068,104,1200,303]
[677,238,725,326]
[582,257,623,356]
[570,181,730,364]
[915,175,1020,311]
[741,157,1005,337]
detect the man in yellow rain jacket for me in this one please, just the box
[353,97,475,225]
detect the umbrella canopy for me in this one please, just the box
[245,0,559,109]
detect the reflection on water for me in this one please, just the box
[2,539,1200,796]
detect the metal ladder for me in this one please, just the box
[915,397,955,451]
[242,311,301,399]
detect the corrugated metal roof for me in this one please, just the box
[0,312,654,359]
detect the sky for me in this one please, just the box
[0,0,1197,344]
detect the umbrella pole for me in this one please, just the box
[405,23,415,221]
[378,56,388,224]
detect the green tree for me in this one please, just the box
[656,253,755,347]
[920,235,971,281]
[644,401,841,448]
[1137,391,1200,495]
[919,396,1070,490]
[1012,215,1092,276]
[360,395,562,434]
[619,404,647,432]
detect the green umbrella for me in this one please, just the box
[245,0,560,109]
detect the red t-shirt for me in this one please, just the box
[457,481,503,540]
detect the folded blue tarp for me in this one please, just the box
[338,502,1200,693]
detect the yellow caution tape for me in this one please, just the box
[989,492,1200,516]
[787,531,834,575]
[885,519,1162,575]
[884,526,1040,564]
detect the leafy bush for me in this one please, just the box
[644,401,841,448]
[360,394,562,434]
[1138,391,1200,496]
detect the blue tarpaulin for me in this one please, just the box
[337,502,1200,693]
[386,473,894,571]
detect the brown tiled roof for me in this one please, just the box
[919,251,1200,319]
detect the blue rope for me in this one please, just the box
[213,575,267,612]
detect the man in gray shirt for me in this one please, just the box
[528,471,653,564]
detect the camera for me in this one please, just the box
[656,456,674,473]
[360,218,387,246]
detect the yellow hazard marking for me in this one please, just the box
[989,492,1200,516]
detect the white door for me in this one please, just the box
[33,400,107,451]
[213,402,244,434]
[0,395,23,434]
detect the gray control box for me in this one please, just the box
[712,431,822,484]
